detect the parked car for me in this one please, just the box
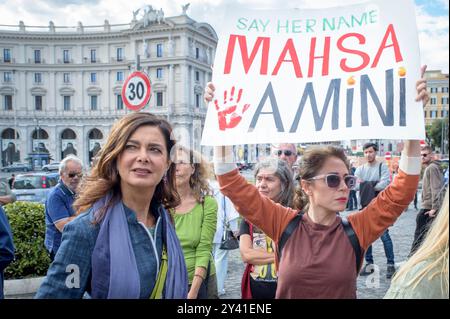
[42,162,60,172]
[1,163,31,172]
[11,172,60,204]
[237,162,254,171]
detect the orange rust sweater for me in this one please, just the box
[218,169,419,298]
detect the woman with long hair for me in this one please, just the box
[240,158,295,299]
[204,67,429,298]
[385,188,448,299]
[171,146,218,299]
[36,112,188,299]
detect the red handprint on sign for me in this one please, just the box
[214,87,250,131]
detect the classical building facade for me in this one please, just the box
[424,70,449,126]
[0,6,217,167]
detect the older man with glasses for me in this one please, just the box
[271,143,298,169]
[44,155,83,261]
[271,144,300,184]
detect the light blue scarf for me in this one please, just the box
[90,193,188,299]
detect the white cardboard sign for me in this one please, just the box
[201,0,424,146]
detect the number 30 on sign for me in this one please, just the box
[121,71,152,111]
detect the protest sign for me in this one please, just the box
[201,0,424,146]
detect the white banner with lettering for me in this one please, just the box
[201,0,424,146]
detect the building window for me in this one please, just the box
[156,92,163,107]
[156,44,163,57]
[195,94,201,108]
[35,96,42,111]
[195,47,200,59]
[90,72,97,84]
[430,98,437,105]
[117,48,123,61]
[3,49,11,63]
[116,71,124,82]
[4,95,12,110]
[156,68,163,79]
[443,87,449,93]
[63,96,71,111]
[90,95,98,111]
[430,87,437,93]
[34,50,41,63]
[90,49,96,63]
[117,94,123,110]
[442,97,449,105]
[424,110,427,118]
[63,50,70,63]
[34,72,42,84]
[63,73,70,84]
[3,72,12,83]
[195,71,200,81]
[430,110,437,118]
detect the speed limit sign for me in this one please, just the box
[121,71,152,111]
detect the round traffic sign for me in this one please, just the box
[121,71,151,111]
[385,152,391,160]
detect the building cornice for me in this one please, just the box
[0,23,217,43]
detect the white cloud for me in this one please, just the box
[415,5,449,72]
[0,0,448,72]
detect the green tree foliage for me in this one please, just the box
[3,201,50,279]
[426,119,446,151]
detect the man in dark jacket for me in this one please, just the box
[410,145,444,255]
[0,206,15,299]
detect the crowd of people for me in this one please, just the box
[0,68,448,300]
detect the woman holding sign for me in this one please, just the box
[36,112,188,299]
[204,67,429,298]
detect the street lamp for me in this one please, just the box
[33,117,41,151]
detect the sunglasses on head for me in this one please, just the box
[68,172,83,178]
[307,174,357,189]
[276,150,294,156]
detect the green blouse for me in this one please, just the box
[171,196,218,283]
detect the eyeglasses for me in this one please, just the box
[276,150,294,157]
[67,172,83,178]
[307,174,357,189]
[421,153,430,157]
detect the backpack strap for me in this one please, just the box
[278,211,304,262]
[378,162,382,180]
[341,217,363,272]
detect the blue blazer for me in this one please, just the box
[0,206,15,299]
[35,203,164,299]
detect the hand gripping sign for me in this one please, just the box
[121,71,152,111]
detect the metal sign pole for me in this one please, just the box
[136,54,141,71]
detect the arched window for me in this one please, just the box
[88,128,103,139]
[32,128,49,139]
[88,129,103,165]
[1,128,19,139]
[61,128,77,139]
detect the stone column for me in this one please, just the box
[182,64,189,109]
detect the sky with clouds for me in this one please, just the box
[0,0,448,72]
